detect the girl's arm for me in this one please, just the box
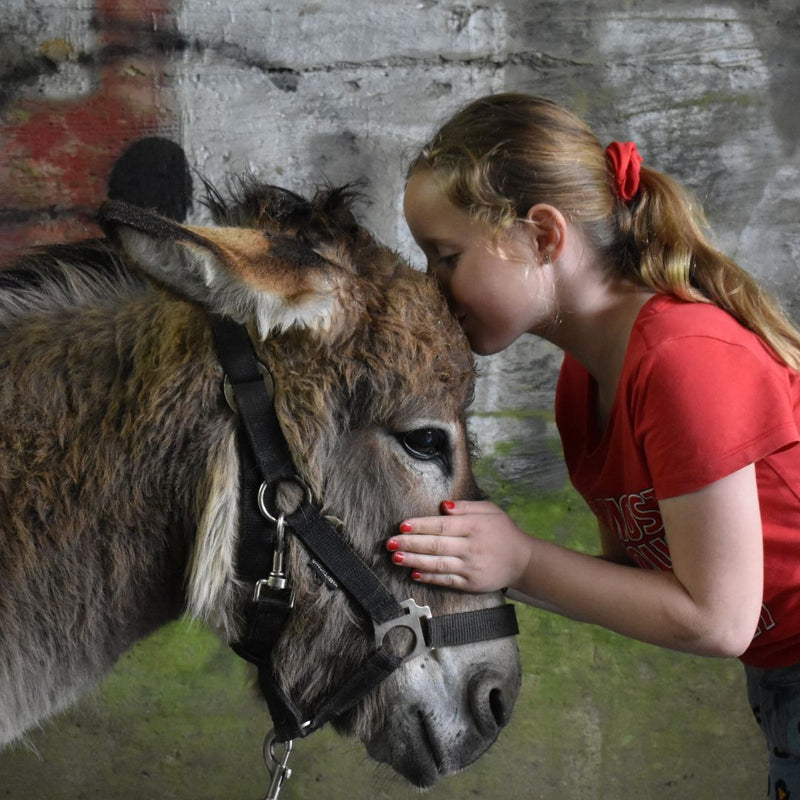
[506,519,633,613]
[390,464,764,657]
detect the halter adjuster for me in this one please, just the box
[373,598,433,663]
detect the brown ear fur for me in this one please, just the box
[98,199,356,340]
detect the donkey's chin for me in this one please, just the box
[365,709,510,789]
[364,709,497,788]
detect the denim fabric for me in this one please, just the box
[746,662,800,799]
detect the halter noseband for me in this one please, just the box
[210,316,518,786]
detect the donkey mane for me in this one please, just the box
[0,241,146,326]
[202,176,365,242]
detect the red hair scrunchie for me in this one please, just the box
[605,141,643,202]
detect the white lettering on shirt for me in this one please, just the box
[589,489,775,643]
[589,489,671,570]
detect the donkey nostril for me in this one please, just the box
[489,687,509,727]
[469,673,511,736]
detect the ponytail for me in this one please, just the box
[615,166,800,369]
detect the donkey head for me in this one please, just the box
[100,181,520,788]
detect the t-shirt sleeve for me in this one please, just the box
[631,335,800,499]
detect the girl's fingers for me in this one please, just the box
[388,532,462,557]
[397,499,503,538]
[386,501,507,588]
[439,499,499,516]
[392,550,464,576]
[396,514,467,538]
[410,569,468,590]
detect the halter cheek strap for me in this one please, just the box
[605,141,643,202]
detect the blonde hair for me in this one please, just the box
[409,93,800,369]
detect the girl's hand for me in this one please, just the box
[386,500,534,593]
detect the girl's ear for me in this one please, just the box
[99,199,355,342]
[522,204,567,264]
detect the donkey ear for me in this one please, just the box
[98,199,354,339]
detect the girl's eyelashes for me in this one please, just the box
[425,252,459,276]
[439,252,460,269]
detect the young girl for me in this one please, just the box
[387,92,800,796]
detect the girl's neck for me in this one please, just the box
[536,265,655,423]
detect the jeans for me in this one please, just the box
[746,661,800,799]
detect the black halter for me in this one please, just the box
[210,316,518,744]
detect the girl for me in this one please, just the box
[387,92,800,796]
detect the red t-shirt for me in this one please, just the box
[555,294,800,668]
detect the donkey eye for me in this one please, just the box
[398,428,449,462]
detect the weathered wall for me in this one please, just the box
[1,1,799,797]
[4,0,799,468]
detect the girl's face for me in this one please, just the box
[403,168,551,356]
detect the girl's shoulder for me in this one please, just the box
[636,294,751,343]
[631,294,779,364]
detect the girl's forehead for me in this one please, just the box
[404,170,465,237]
[404,168,446,209]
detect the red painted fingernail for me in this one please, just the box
[411,570,422,581]
[392,552,405,565]
[399,522,413,533]
[442,500,455,511]
[386,539,401,552]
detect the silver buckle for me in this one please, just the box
[373,598,433,663]
[223,361,273,413]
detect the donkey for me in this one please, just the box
[0,180,521,789]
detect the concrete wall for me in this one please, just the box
[1,1,799,797]
[4,0,799,462]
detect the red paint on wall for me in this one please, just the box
[0,0,179,265]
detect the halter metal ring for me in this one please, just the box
[257,478,312,524]
[223,361,274,413]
